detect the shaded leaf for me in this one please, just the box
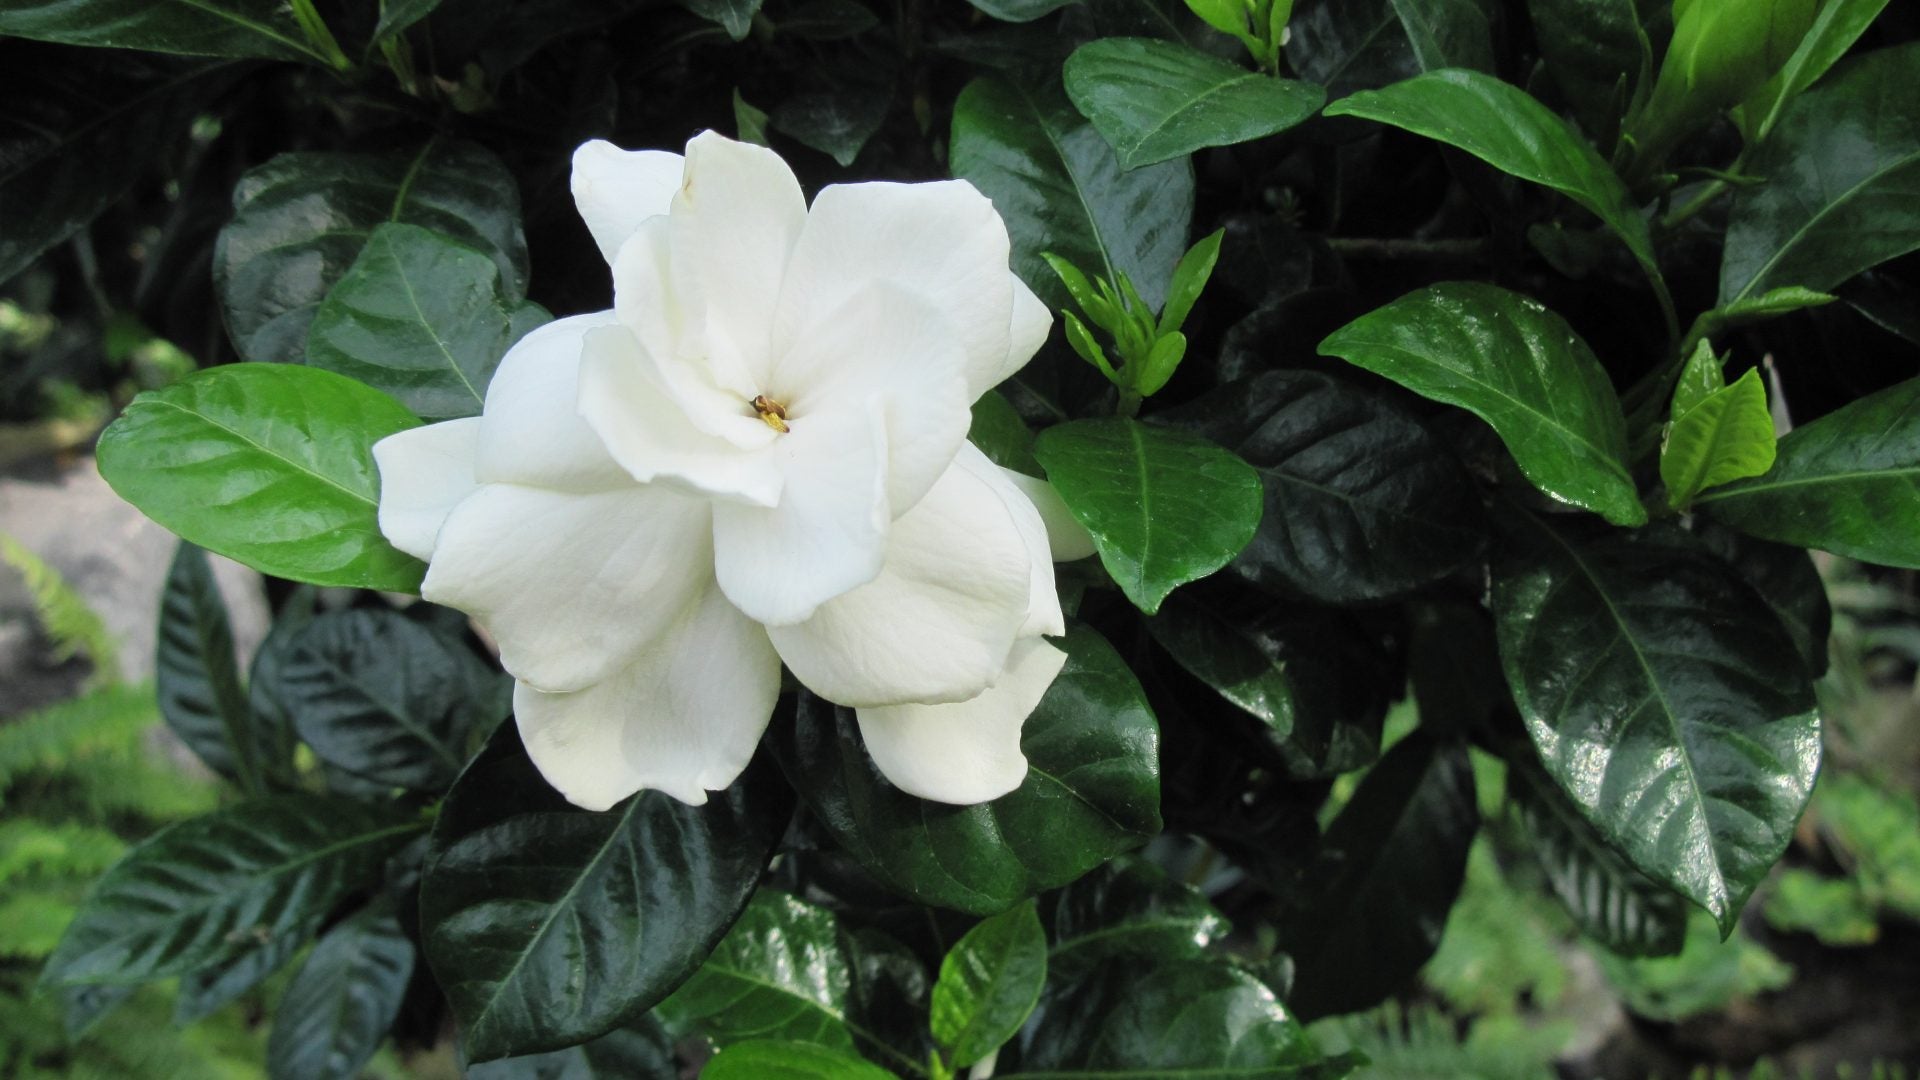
[464,1019,676,1080]
[1048,855,1228,979]
[267,901,415,1080]
[155,542,257,790]
[0,0,327,62]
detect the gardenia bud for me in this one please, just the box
[1665,0,1819,110]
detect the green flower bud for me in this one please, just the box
[1663,0,1819,110]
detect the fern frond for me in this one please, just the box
[0,819,126,886]
[0,682,159,798]
[0,885,84,959]
[0,532,117,680]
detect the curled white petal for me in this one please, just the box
[1004,470,1098,563]
[373,417,481,562]
[955,444,1065,639]
[475,311,631,493]
[856,637,1068,804]
[515,582,780,810]
[570,140,684,267]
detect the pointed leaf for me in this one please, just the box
[931,901,1047,1068]
[1048,855,1228,978]
[1670,339,1726,420]
[1320,282,1645,526]
[98,364,424,590]
[268,901,415,1080]
[1034,417,1263,613]
[0,0,327,61]
[704,1040,897,1080]
[1527,0,1650,149]
[155,541,257,790]
[1661,368,1777,508]
[1737,0,1891,147]
[1286,0,1492,97]
[173,931,304,1024]
[1490,512,1821,933]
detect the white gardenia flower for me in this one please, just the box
[372,131,1092,811]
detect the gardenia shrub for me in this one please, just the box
[6,0,1917,1076]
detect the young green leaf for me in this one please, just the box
[1735,0,1890,144]
[96,364,426,591]
[1064,39,1325,169]
[1661,368,1777,509]
[1135,330,1187,396]
[1034,418,1263,613]
[1159,228,1224,336]
[1682,286,1835,358]
[703,1041,897,1080]
[1061,310,1119,381]
[931,901,1047,1068]
[1670,339,1727,420]
[1043,253,1120,329]
[1319,282,1645,527]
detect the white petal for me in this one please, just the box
[670,131,807,392]
[571,140,684,267]
[475,311,632,493]
[773,179,1017,400]
[766,448,1032,706]
[422,483,711,693]
[1004,470,1098,563]
[515,582,780,810]
[577,323,784,507]
[712,398,890,626]
[772,282,971,514]
[855,638,1067,804]
[999,274,1052,386]
[372,418,481,561]
[611,215,771,425]
[955,445,1064,639]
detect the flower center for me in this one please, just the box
[752,394,790,433]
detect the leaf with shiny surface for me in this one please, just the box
[1696,375,1920,568]
[1736,0,1891,147]
[1048,856,1228,979]
[155,542,258,791]
[1164,371,1486,603]
[703,1040,897,1080]
[1720,43,1920,304]
[0,0,326,61]
[931,901,1046,1067]
[1490,512,1821,933]
[773,625,1161,915]
[43,795,422,985]
[1526,0,1649,147]
[656,891,859,1053]
[215,141,527,364]
[307,223,518,423]
[1034,418,1262,613]
[950,74,1195,312]
[1320,282,1644,526]
[1661,368,1777,509]
[97,364,425,590]
[1064,38,1325,169]
[267,901,415,1080]
[1286,0,1492,97]
[419,723,789,1062]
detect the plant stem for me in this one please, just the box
[289,0,353,71]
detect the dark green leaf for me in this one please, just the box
[966,0,1077,20]
[1526,0,1650,147]
[216,141,527,364]
[1512,760,1688,958]
[951,74,1195,312]
[267,901,414,1080]
[1319,282,1646,526]
[280,607,505,791]
[1696,375,1920,567]
[1063,38,1325,169]
[680,0,761,38]
[703,1040,896,1080]
[1490,511,1821,933]
[43,795,422,985]
[778,0,880,39]
[969,390,1041,476]
[0,0,327,61]
[1034,417,1262,613]
[246,585,319,790]
[658,891,858,1052]
[1018,957,1337,1078]
[771,82,892,167]
[306,222,516,423]
[1280,732,1477,1020]
[155,541,258,790]
[1048,854,1227,974]
[1164,371,1487,603]
[1660,368,1776,509]
[1697,527,1831,678]
[97,364,425,590]
[419,723,789,1061]
[1325,69,1669,319]
[173,932,303,1024]
[0,56,230,284]
[372,0,443,45]
[1286,0,1491,97]
[931,901,1046,1067]
[465,1020,676,1080]
[1721,43,1920,304]
[773,625,1161,915]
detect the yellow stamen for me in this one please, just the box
[752,394,789,433]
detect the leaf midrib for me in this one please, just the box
[142,396,379,506]
[1732,145,1920,302]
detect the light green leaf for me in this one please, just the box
[1683,285,1836,354]
[703,1041,896,1080]
[1736,0,1890,145]
[931,902,1047,1068]
[1670,339,1725,427]
[1661,368,1777,509]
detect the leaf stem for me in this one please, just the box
[289,0,354,72]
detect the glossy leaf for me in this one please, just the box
[0,0,328,62]
[773,625,1161,915]
[1490,512,1821,933]
[155,542,258,791]
[1279,732,1477,1020]
[772,82,892,167]
[97,363,424,590]
[1063,38,1324,169]
[703,1040,896,1080]
[1721,43,1920,304]
[1736,0,1890,145]
[1325,69,1667,314]
[306,222,518,423]
[267,901,414,1080]
[1697,527,1831,678]
[465,1020,676,1080]
[1034,418,1262,613]
[419,723,789,1061]
[0,56,230,284]
[931,901,1046,1067]
[1661,368,1776,509]
[215,141,527,364]
[43,795,422,985]
[1684,286,1836,353]
[1527,0,1649,147]
[969,391,1041,476]
[681,0,761,39]
[1286,0,1492,97]
[964,0,1077,20]
[1048,856,1228,979]
[1164,371,1486,603]
[1696,375,1920,567]
[279,607,505,791]
[950,74,1195,312]
[1512,761,1688,958]
[1320,282,1645,526]
[1019,957,1337,1078]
